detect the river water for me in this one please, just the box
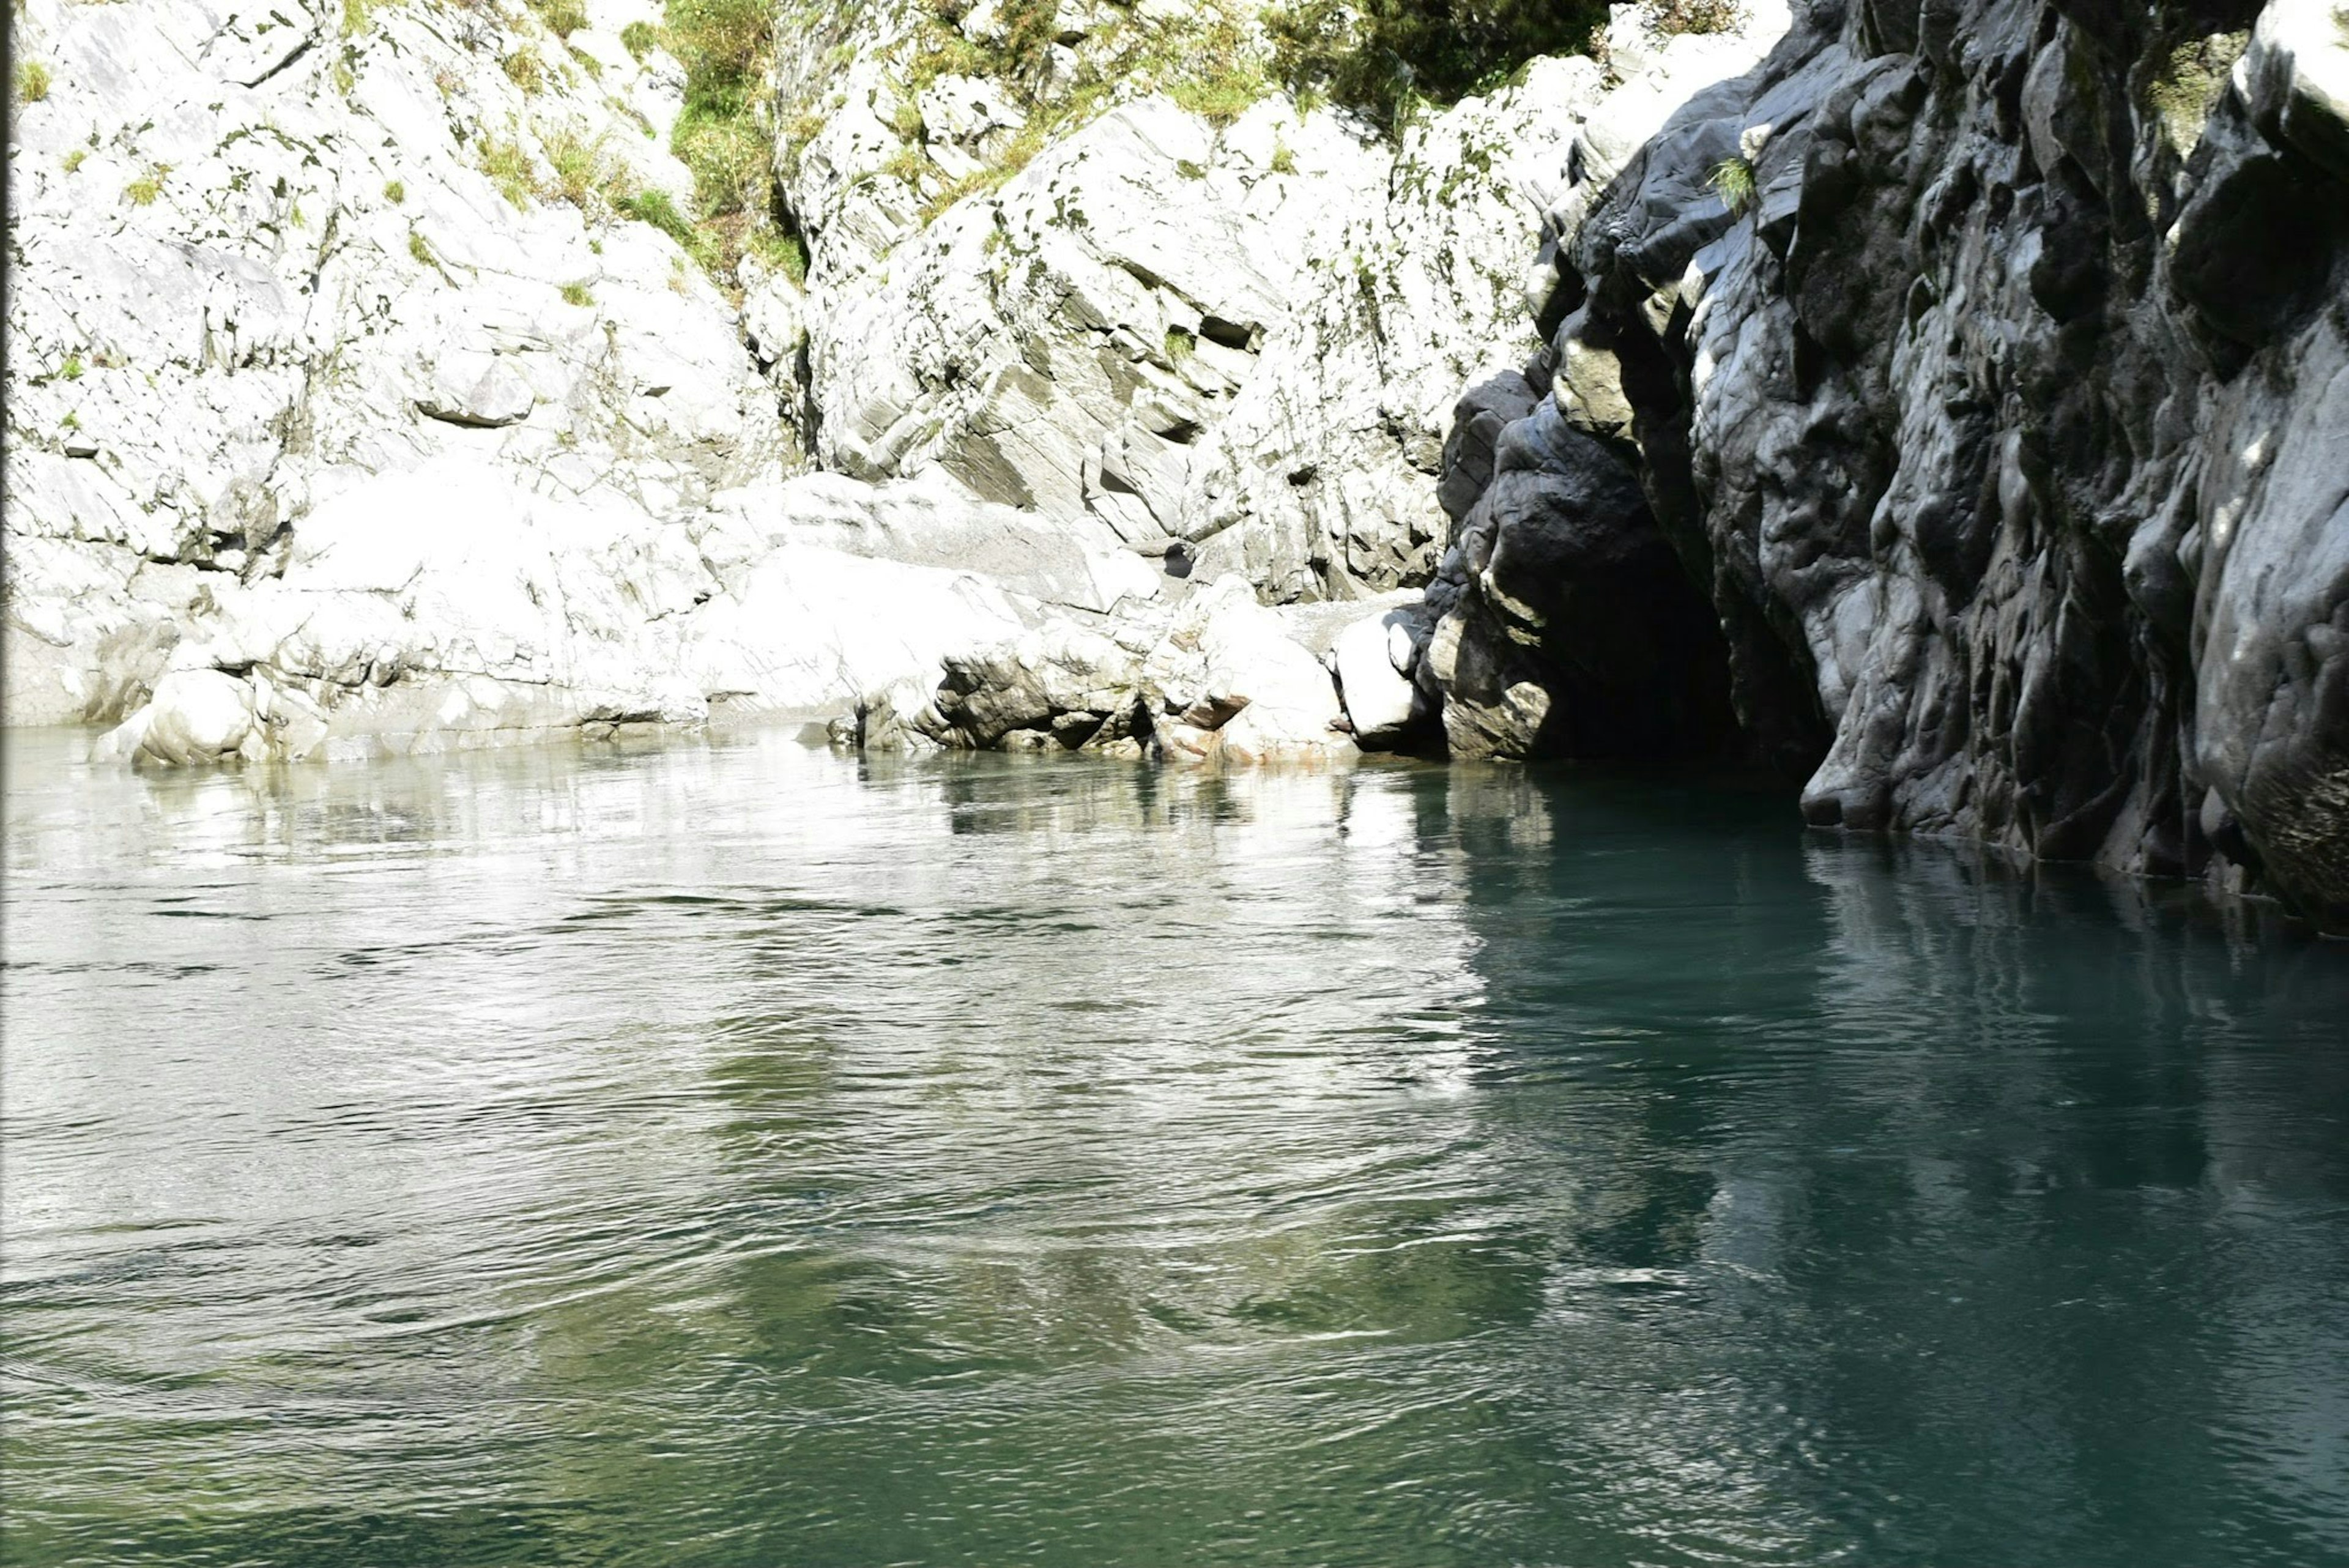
[4,727,2347,1567]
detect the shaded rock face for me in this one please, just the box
[1426,0,2349,927]
[1425,380,1739,760]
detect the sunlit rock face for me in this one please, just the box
[4,0,1792,765]
[769,0,1797,607]
[1420,0,2349,927]
[0,0,804,729]
[79,459,1167,765]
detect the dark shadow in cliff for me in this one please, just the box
[1420,368,1747,767]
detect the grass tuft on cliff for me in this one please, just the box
[882,0,1276,228]
[532,0,590,38]
[2145,31,2248,156]
[1264,0,1608,133]
[650,0,803,290]
[1707,154,1755,217]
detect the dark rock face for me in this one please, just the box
[1423,387,1739,761]
[1423,0,2349,929]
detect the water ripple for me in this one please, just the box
[4,730,2347,1567]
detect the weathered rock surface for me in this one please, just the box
[1417,0,2349,927]
[19,0,2343,945]
[3,0,794,730]
[858,573,1365,765]
[801,95,1385,531]
[768,0,1795,608]
[80,457,1163,764]
[1138,577,1359,765]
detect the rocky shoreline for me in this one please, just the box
[6,0,2345,927]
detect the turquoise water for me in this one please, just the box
[4,729,2346,1567]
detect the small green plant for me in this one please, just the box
[16,59,52,103]
[666,0,768,108]
[1644,0,1740,34]
[1163,325,1196,364]
[59,354,84,380]
[674,112,767,216]
[340,0,372,37]
[616,185,696,247]
[407,229,434,265]
[477,134,537,207]
[503,46,546,92]
[332,60,357,94]
[542,127,610,207]
[1168,64,1266,127]
[1266,0,1605,135]
[124,171,162,206]
[747,226,807,286]
[620,20,660,58]
[2146,31,2249,155]
[891,98,924,141]
[1174,158,1207,180]
[559,280,593,305]
[1707,154,1755,217]
[61,147,86,173]
[534,0,588,36]
[60,411,81,431]
[1269,139,1297,175]
[384,177,406,203]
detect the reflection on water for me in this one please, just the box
[4,729,2346,1568]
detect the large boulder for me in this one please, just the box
[1333,607,1430,748]
[1140,577,1357,764]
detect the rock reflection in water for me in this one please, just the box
[2,729,2345,1568]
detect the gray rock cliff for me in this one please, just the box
[1419,0,2349,927]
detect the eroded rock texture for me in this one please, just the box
[768,0,1794,604]
[1426,0,2349,927]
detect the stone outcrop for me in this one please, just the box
[768,0,1795,605]
[1416,0,2349,926]
[3,0,792,728]
[12,0,2344,935]
[84,459,1162,764]
[799,95,1386,537]
[6,0,1787,772]
[858,573,1382,765]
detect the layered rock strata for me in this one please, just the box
[2,0,798,730]
[8,0,1786,775]
[769,0,1794,602]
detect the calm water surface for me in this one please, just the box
[4,728,2347,1567]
